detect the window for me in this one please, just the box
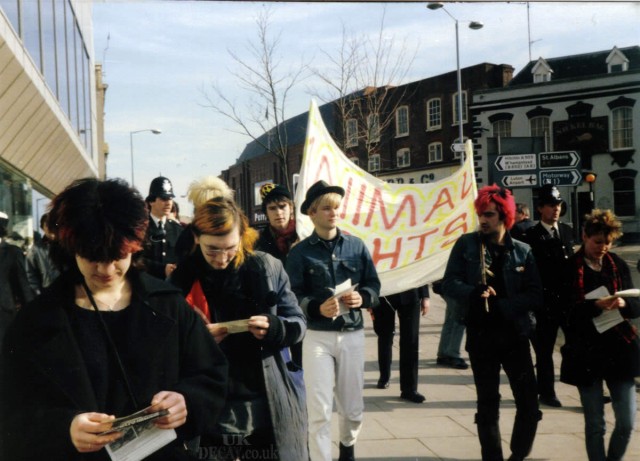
[611,107,633,149]
[350,157,360,167]
[606,47,629,73]
[426,98,441,131]
[396,106,409,137]
[428,143,443,163]
[612,171,636,217]
[397,148,410,168]
[452,91,468,126]
[367,113,380,143]
[368,154,380,172]
[346,118,358,147]
[493,120,511,138]
[530,116,551,150]
[533,72,551,83]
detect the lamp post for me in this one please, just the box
[129,129,161,188]
[427,2,483,165]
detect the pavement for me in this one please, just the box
[329,243,640,461]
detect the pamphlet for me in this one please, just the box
[331,280,359,319]
[585,285,626,333]
[215,318,250,334]
[102,406,176,461]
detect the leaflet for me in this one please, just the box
[214,318,251,334]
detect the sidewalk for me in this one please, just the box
[331,243,640,460]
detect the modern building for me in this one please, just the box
[473,45,640,241]
[0,0,106,243]
[222,63,514,226]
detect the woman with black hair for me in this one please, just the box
[0,178,227,461]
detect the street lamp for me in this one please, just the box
[427,2,483,165]
[129,129,162,188]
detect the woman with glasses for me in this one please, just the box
[0,178,227,461]
[170,198,307,461]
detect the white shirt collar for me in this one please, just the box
[540,221,558,236]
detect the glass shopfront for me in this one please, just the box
[0,161,34,251]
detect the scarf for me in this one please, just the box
[272,219,297,255]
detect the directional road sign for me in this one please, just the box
[539,151,580,169]
[501,174,538,188]
[539,169,582,186]
[494,154,537,172]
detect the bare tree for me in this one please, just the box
[311,7,418,164]
[202,7,308,190]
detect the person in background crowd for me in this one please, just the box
[442,185,543,461]
[170,201,186,227]
[255,182,302,368]
[0,178,227,461]
[373,286,429,403]
[435,290,469,370]
[175,176,234,264]
[140,176,184,279]
[26,212,60,294]
[560,209,639,461]
[286,180,380,461]
[523,185,575,408]
[510,203,534,242]
[0,211,34,347]
[170,197,307,461]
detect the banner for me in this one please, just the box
[295,100,478,296]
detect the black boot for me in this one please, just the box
[339,442,355,461]
[475,413,503,461]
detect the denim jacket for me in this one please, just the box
[441,231,543,338]
[285,229,380,331]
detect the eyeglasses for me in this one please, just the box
[202,244,239,258]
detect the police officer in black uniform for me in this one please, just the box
[522,185,575,408]
[141,176,183,279]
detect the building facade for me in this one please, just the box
[222,63,514,227]
[473,46,640,241]
[0,0,105,243]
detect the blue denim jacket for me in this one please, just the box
[442,231,543,338]
[286,229,380,331]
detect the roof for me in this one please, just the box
[509,45,640,86]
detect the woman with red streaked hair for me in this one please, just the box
[0,178,227,461]
[442,184,543,461]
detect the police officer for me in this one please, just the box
[141,176,183,279]
[522,185,575,408]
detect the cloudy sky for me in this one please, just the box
[92,1,640,215]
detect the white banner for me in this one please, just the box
[295,100,478,296]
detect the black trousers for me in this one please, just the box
[468,333,541,461]
[372,296,421,392]
[531,312,561,398]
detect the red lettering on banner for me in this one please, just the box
[423,188,454,223]
[440,213,468,248]
[372,237,402,269]
[312,154,335,185]
[365,189,417,229]
[340,177,353,219]
[461,171,473,199]
[351,183,368,226]
[407,228,439,259]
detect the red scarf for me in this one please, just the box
[272,219,297,255]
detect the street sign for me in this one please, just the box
[501,174,538,188]
[451,143,465,153]
[494,154,537,172]
[539,169,582,186]
[539,151,580,169]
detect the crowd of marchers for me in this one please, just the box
[0,173,638,461]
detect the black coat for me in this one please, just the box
[141,218,184,279]
[0,269,228,461]
[0,241,34,345]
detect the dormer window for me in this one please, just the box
[531,57,552,83]
[606,46,629,73]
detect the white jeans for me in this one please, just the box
[303,328,365,461]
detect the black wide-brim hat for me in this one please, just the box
[300,180,345,215]
[537,184,563,206]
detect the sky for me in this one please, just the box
[92,1,640,217]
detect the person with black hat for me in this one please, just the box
[141,176,184,279]
[522,184,576,408]
[285,180,380,461]
[256,183,299,264]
